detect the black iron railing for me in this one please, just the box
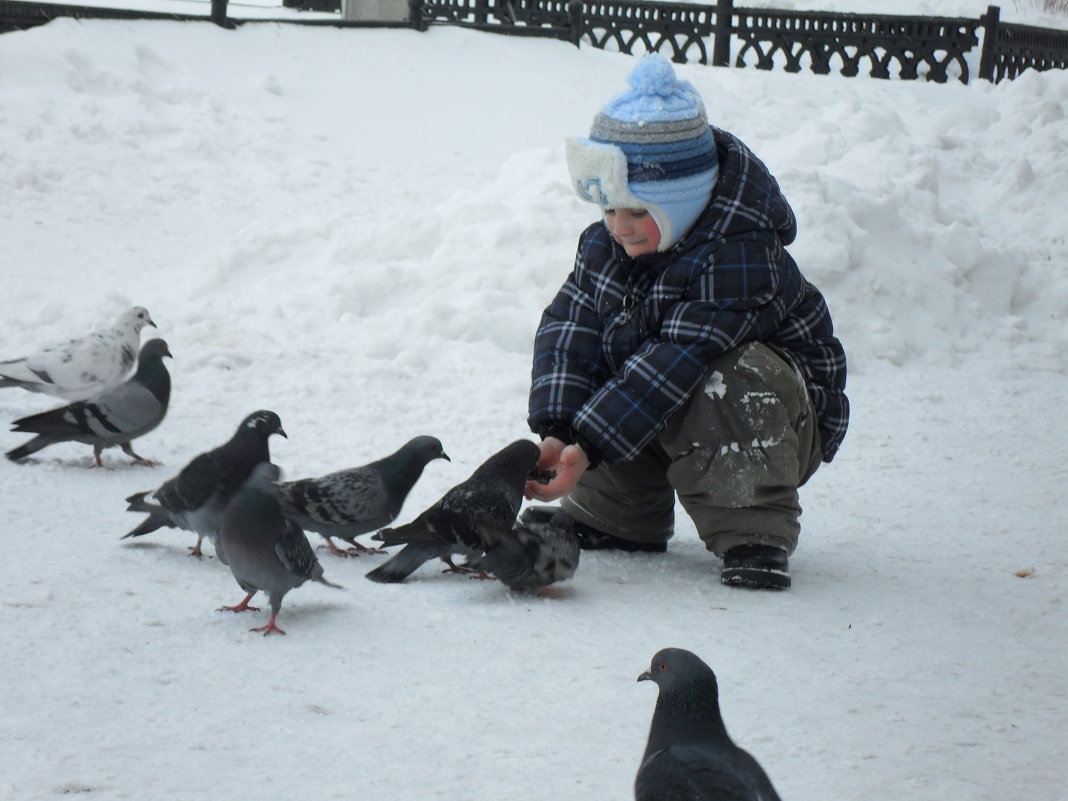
[730,8,979,83]
[413,0,1067,84]
[978,4,1068,81]
[2,0,1066,85]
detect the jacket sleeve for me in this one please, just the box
[573,238,801,464]
[527,232,609,449]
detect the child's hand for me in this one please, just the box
[525,437,590,502]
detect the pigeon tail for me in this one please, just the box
[124,490,160,513]
[121,508,174,539]
[6,436,51,462]
[121,491,175,538]
[0,375,44,394]
[365,544,441,583]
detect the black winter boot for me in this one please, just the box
[721,544,791,590]
[573,521,667,553]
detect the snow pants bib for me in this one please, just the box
[561,342,822,556]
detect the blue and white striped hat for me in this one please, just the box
[566,54,719,252]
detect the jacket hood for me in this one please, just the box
[688,127,798,247]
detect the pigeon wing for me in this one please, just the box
[25,334,129,390]
[437,485,519,550]
[637,746,760,801]
[9,403,85,437]
[282,469,384,525]
[9,397,130,442]
[85,381,163,435]
[274,517,322,581]
[156,451,224,515]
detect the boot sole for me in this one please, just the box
[721,566,791,590]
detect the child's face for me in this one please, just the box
[604,208,661,257]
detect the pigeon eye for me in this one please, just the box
[659,662,668,671]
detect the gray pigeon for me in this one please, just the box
[5,338,172,468]
[277,435,450,557]
[366,439,542,584]
[0,306,156,400]
[635,648,783,801]
[217,462,342,636]
[121,410,287,559]
[469,505,580,594]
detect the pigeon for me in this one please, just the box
[277,435,450,558]
[635,648,783,801]
[217,462,342,636]
[365,439,542,584]
[0,306,156,401]
[5,338,173,468]
[121,410,287,559]
[469,505,580,594]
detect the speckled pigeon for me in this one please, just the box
[5,338,172,468]
[635,648,783,801]
[217,462,342,636]
[470,505,580,594]
[121,410,287,560]
[277,435,450,557]
[366,439,541,584]
[0,306,156,401]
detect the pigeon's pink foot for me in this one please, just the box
[440,556,475,575]
[218,592,259,613]
[346,540,386,556]
[537,586,570,599]
[318,541,352,558]
[251,614,286,636]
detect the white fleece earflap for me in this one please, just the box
[565,137,672,247]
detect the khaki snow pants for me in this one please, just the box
[561,342,823,556]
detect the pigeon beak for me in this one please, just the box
[440,451,451,462]
[277,427,288,439]
[147,315,157,328]
[637,670,652,683]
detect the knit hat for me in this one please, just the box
[565,54,719,252]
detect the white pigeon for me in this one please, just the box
[0,306,156,401]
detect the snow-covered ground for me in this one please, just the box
[5,0,340,20]
[0,8,1065,801]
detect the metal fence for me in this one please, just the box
[410,0,1068,84]
[978,4,1068,81]
[2,0,1066,84]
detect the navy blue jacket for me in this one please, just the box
[528,128,849,465]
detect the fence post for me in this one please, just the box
[409,0,426,30]
[978,5,1000,82]
[210,0,230,27]
[568,0,583,48]
[712,0,732,67]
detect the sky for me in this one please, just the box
[0,4,1065,800]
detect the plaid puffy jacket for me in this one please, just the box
[528,127,849,465]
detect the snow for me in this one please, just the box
[1,5,1066,800]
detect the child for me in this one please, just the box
[525,54,849,590]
